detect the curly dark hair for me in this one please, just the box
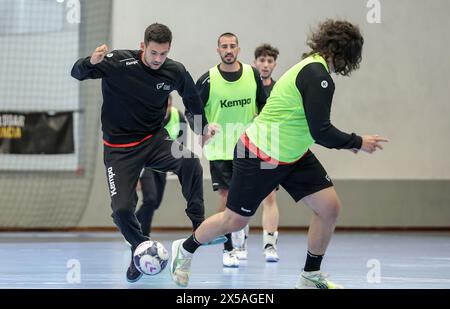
[254,43,279,60]
[303,19,364,76]
[144,23,172,45]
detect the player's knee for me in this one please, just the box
[223,210,249,231]
[218,189,229,199]
[175,157,202,175]
[263,193,276,206]
[234,218,249,231]
[185,157,202,170]
[111,208,135,225]
[323,199,341,222]
[142,199,158,209]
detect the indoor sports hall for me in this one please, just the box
[0,0,449,290]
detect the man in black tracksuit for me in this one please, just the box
[71,23,214,282]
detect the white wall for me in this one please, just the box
[111,0,450,180]
[79,0,450,227]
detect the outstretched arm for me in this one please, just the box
[71,44,119,80]
[299,63,388,154]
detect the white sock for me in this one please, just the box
[263,230,278,249]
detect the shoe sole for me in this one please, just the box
[126,272,143,283]
[265,257,279,262]
[294,285,317,289]
[223,264,239,268]
[297,277,343,289]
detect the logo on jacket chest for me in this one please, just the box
[156,82,171,91]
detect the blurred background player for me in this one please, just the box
[232,43,281,263]
[135,94,187,237]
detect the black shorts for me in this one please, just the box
[227,139,333,216]
[209,160,233,191]
[209,159,280,192]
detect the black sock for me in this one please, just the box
[182,234,202,254]
[223,233,233,252]
[304,251,324,272]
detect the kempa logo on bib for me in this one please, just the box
[321,80,328,88]
[220,98,252,108]
[107,167,118,197]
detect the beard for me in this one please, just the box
[221,53,237,65]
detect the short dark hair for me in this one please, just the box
[144,23,172,45]
[303,19,364,76]
[254,44,279,60]
[217,32,238,46]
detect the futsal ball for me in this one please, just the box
[133,240,169,275]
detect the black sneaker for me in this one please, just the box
[126,258,143,283]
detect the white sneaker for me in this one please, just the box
[223,250,239,268]
[264,245,279,262]
[235,248,248,260]
[232,228,246,249]
[232,225,249,260]
[170,238,192,287]
[295,270,343,289]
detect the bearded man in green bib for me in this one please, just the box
[186,32,267,268]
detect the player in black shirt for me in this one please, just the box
[186,33,267,268]
[71,23,215,283]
